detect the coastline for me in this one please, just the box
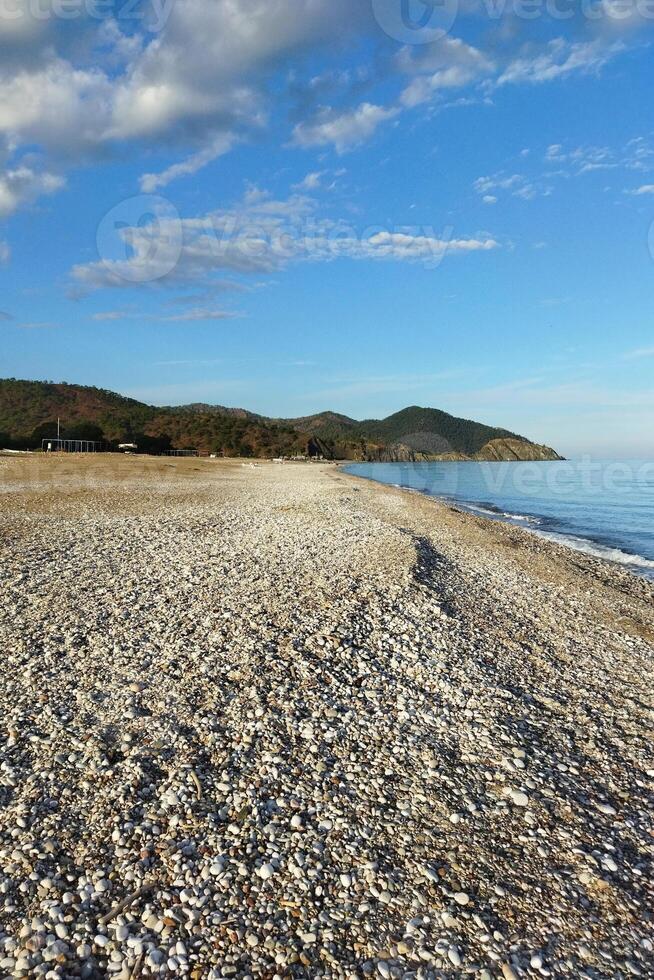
[1,455,652,978]
[341,460,654,584]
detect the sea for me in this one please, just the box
[343,459,654,580]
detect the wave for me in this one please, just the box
[534,529,654,575]
[459,501,654,575]
[347,463,654,581]
[411,490,654,577]
[454,500,543,525]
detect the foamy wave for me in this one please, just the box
[450,500,654,576]
[456,501,542,525]
[536,530,654,574]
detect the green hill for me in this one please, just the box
[350,406,519,456]
[0,378,562,461]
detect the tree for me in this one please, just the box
[132,433,173,454]
[65,422,105,442]
[30,421,60,447]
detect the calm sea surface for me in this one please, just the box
[344,460,654,580]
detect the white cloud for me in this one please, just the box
[397,37,492,108]
[140,134,237,192]
[0,0,368,210]
[292,36,492,152]
[498,38,624,86]
[0,165,64,217]
[292,103,398,153]
[72,186,500,290]
[92,311,128,321]
[477,135,654,206]
[92,308,241,323]
[293,170,327,191]
[363,231,498,263]
[473,172,549,202]
[161,308,242,322]
[0,241,10,263]
[624,345,654,359]
[0,60,115,154]
[0,2,638,216]
[550,140,637,171]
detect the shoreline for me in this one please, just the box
[341,460,654,584]
[0,455,653,978]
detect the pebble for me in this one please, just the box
[509,790,529,807]
[0,458,651,980]
[448,947,462,967]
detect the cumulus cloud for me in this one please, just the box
[0,60,115,155]
[397,37,492,108]
[292,103,398,153]
[0,0,638,216]
[289,32,623,154]
[292,36,491,151]
[0,0,369,210]
[0,165,64,217]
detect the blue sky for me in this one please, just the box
[1,0,653,457]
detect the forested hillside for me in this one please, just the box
[0,379,562,460]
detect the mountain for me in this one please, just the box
[343,406,520,456]
[281,411,357,434]
[0,379,562,461]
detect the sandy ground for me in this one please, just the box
[0,454,652,980]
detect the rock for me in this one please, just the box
[509,790,529,807]
[448,947,462,967]
[1,455,651,980]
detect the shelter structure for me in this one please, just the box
[42,438,101,453]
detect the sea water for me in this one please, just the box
[344,459,654,580]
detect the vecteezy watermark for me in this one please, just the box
[96,194,182,283]
[371,0,654,43]
[475,0,654,20]
[0,0,175,32]
[93,192,486,284]
[372,0,459,44]
[388,457,654,502]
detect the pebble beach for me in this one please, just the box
[0,454,652,980]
